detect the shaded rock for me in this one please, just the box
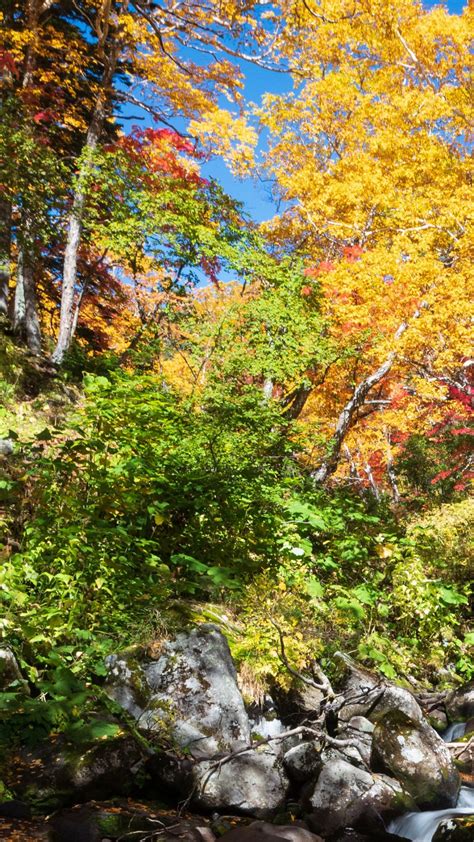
[448,737,473,782]
[465,717,474,736]
[0,799,32,819]
[145,750,195,797]
[446,684,474,722]
[47,802,216,842]
[48,805,101,842]
[248,820,323,842]
[429,708,449,733]
[220,824,323,842]
[272,683,325,724]
[0,647,28,694]
[371,710,460,809]
[433,815,474,841]
[106,625,251,759]
[305,758,410,836]
[336,717,374,767]
[4,730,146,810]
[334,654,422,725]
[330,832,407,842]
[219,830,294,842]
[193,745,290,817]
[283,741,322,783]
[0,439,14,456]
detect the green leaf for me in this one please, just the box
[35,428,52,441]
[380,662,397,679]
[170,553,208,573]
[353,585,376,605]
[305,577,324,599]
[437,586,468,606]
[334,596,365,620]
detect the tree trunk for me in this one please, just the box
[311,312,423,484]
[14,247,41,354]
[312,354,396,483]
[23,247,42,354]
[15,214,42,353]
[51,0,124,365]
[13,248,26,337]
[0,197,11,324]
[282,383,312,420]
[385,431,401,503]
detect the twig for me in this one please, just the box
[270,619,334,698]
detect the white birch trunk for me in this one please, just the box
[0,197,11,323]
[51,0,125,365]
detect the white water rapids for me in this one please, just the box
[388,786,474,841]
[442,722,468,743]
[388,722,473,842]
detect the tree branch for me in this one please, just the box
[312,306,426,483]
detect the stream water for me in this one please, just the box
[388,786,474,841]
[442,722,468,743]
[388,722,473,842]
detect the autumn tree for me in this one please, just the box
[50,0,278,363]
[1,1,281,360]
[0,0,109,350]
[256,0,473,491]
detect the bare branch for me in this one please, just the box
[270,619,334,698]
[312,305,427,483]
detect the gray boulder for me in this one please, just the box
[336,716,374,766]
[446,683,474,722]
[371,710,460,808]
[3,731,146,810]
[0,647,28,694]
[305,758,410,836]
[334,654,422,724]
[105,649,148,719]
[283,740,322,783]
[193,745,290,817]
[220,826,323,842]
[106,625,251,758]
[248,821,323,842]
[0,439,14,456]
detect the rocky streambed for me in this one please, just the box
[0,626,473,841]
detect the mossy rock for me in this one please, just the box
[371,710,460,809]
[433,816,474,841]
[2,728,146,811]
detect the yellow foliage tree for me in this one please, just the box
[256,0,473,487]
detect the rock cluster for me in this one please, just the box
[2,625,471,841]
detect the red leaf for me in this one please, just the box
[0,50,19,79]
[343,244,364,262]
[317,260,335,273]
